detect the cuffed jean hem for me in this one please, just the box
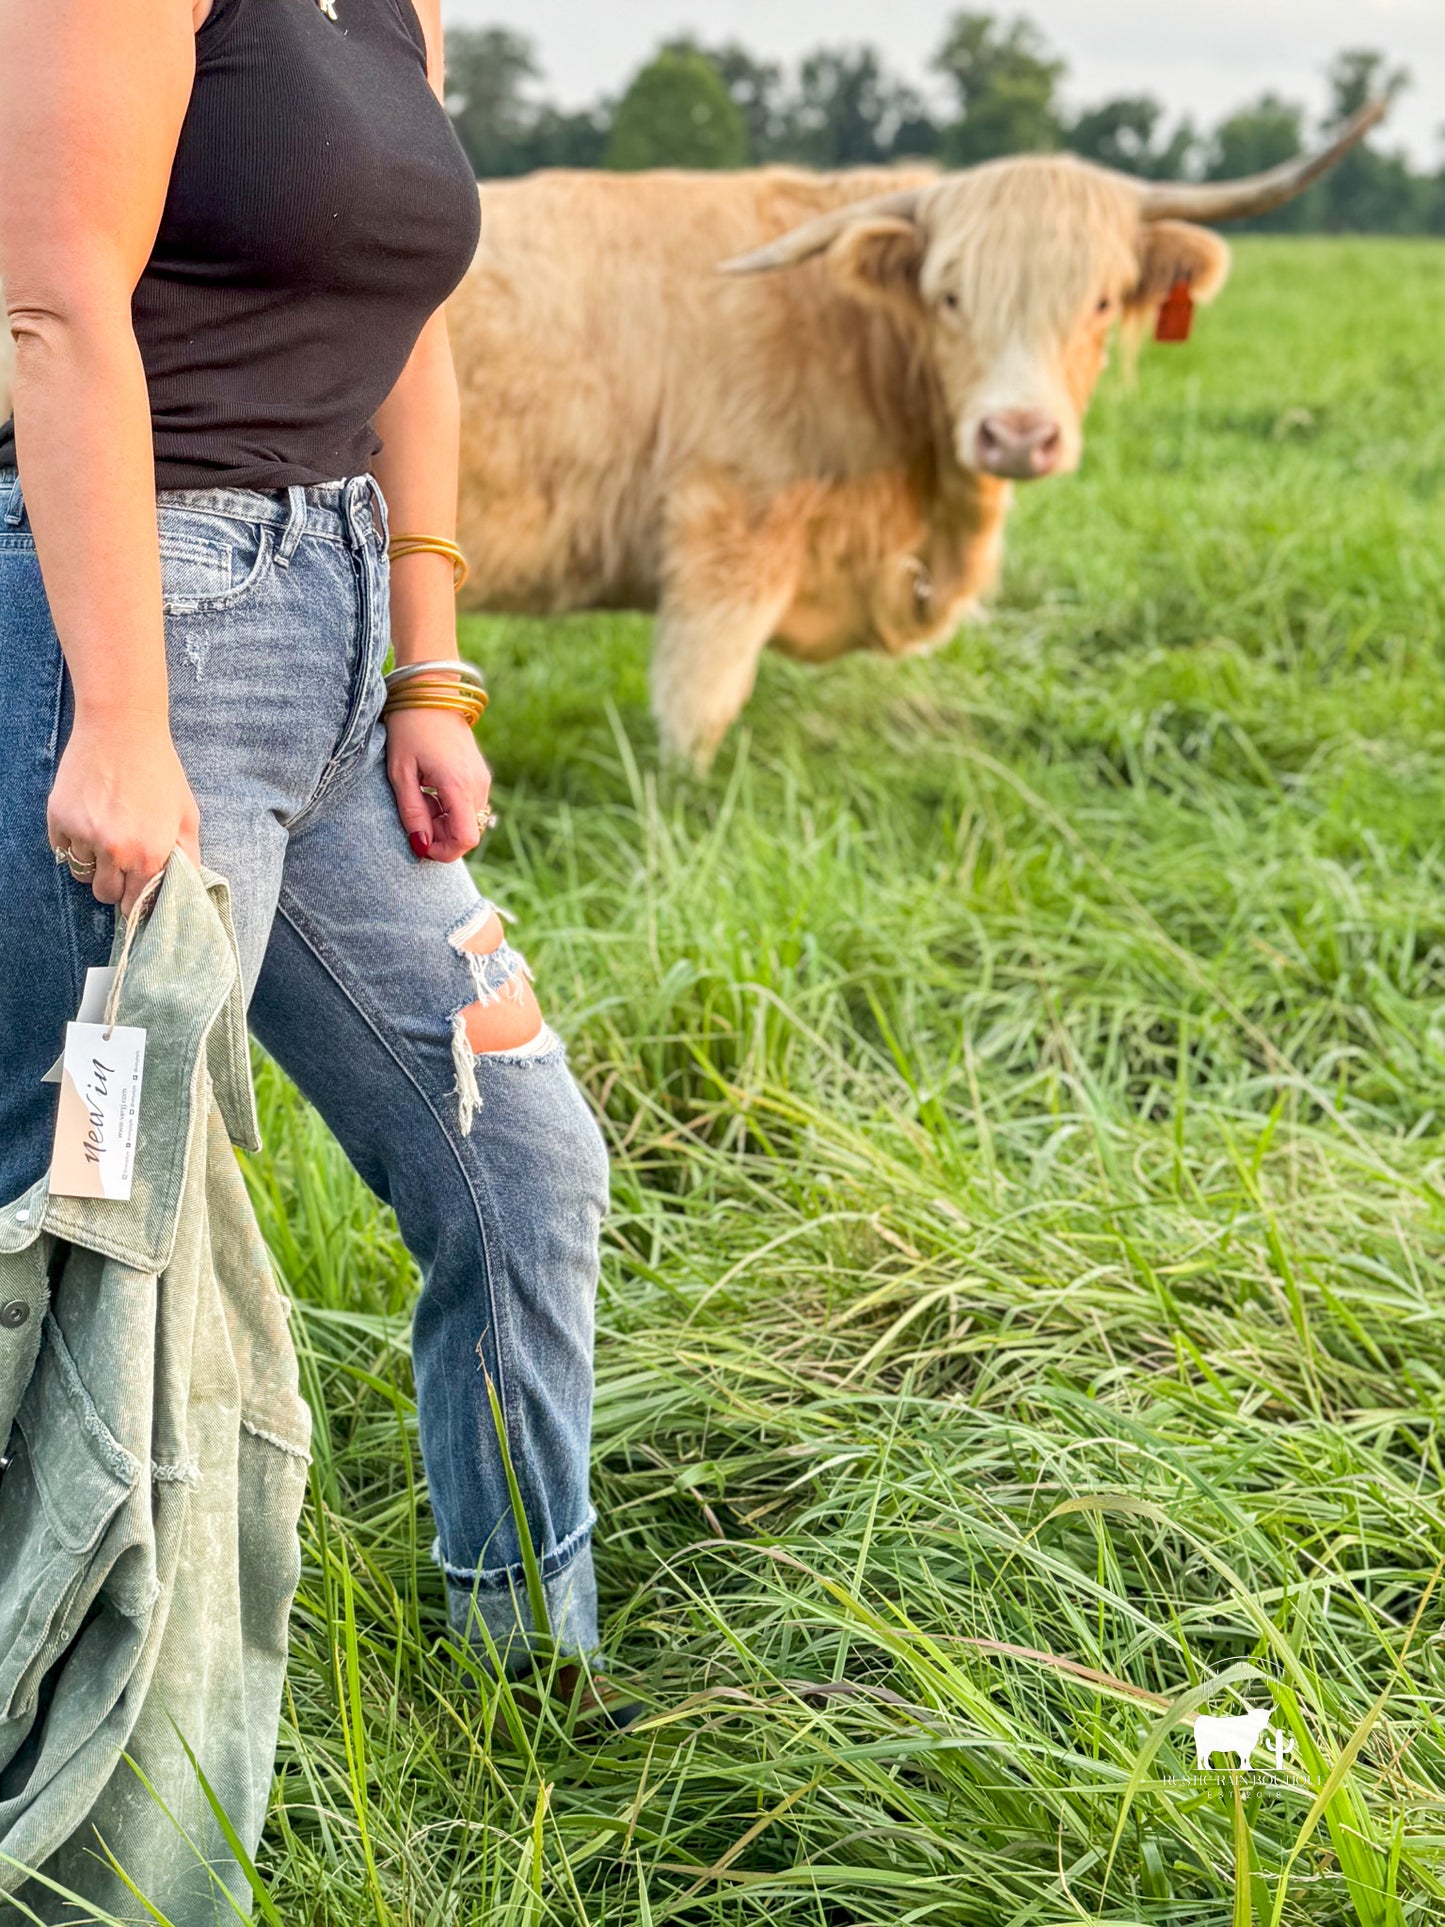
[439,1513,599,1677]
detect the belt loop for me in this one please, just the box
[368,475,390,549]
[275,485,307,567]
[2,472,23,529]
[340,474,366,553]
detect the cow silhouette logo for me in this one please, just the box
[1193,1706,1293,1773]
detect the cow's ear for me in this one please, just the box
[826,217,926,313]
[1126,220,1230,325]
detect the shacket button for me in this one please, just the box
[0,1302,29,1329]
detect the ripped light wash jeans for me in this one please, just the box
[0,469,609,1669]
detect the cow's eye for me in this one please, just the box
[1096,294,1113,315]
[940,290,960,314]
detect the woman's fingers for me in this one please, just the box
[178,811,202,870]
[91,850,128,907]
[424,765,483,863]
[388,753,440,859]
[383,712,492,864]
[54,833,97,883]
[52,835,123,904]
[45,725,202,914]
[119,859,170,918]
[52,820,191,913]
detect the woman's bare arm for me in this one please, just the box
[0,0,201,910]
[371,0,492,866]
[372,308,464,675]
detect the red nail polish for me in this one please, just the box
[410,831,431,858]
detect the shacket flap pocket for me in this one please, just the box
[0,1314,140,1720]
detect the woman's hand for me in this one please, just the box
[47,709,201,915]
[385,705,492,863]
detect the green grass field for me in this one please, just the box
[248,238,1445,1926]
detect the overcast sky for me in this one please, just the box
[441,0,1445,166]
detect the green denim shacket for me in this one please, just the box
[0,853,310,1923]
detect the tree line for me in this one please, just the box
[445,11,1444,232]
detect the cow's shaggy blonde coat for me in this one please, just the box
[448,159,1228,764]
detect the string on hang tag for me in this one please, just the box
[102,866,168,1038]
[46,862,168,1202]
[1155,279,1194,344]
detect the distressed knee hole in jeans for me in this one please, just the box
[447,903,560,1133]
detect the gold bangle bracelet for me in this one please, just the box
[383,702,487,723]
[382,681,489,706]
[387,534,469,592]
[382,690,487,710]
[381,690,489,725]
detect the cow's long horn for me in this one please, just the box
[1137,97,1389,223]
[720,188,923,274]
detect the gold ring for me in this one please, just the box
[54,842,97,878]
[477,810,497,833]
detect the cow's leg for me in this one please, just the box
[651,596,788,770]
[651,478,808,770]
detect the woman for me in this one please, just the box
[0,0,610,1690]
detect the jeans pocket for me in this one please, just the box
[0,1313,139,1720]
[159,508,275,616]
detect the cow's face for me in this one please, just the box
[824,160,1229,482]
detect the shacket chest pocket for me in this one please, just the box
[0,1314,139,1721]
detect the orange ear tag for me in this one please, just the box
[1155,280,1194,343]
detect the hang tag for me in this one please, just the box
[1155,280,1194,343]
[77,966,118,1024]
[49,1022,146,1200]
[41,968,118,1084]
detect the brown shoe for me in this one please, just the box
[552,1662,644,1732]
[490,1662,643,1744]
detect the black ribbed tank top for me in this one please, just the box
[0,0,481,488]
